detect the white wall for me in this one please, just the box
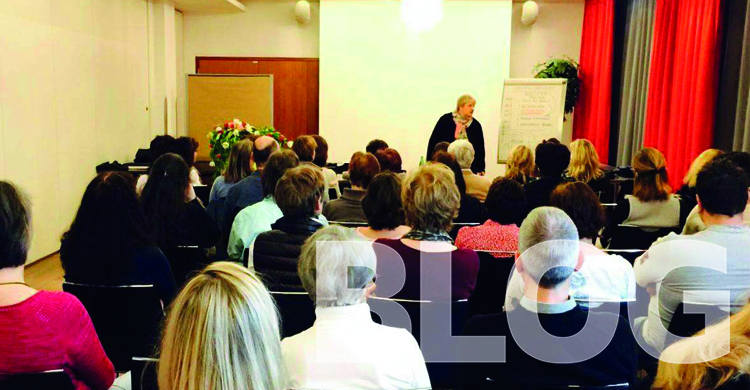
[320,0,512,179]
[0,0,152,262]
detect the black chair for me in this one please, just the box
[601,249,646,265]
[608,225,679,250]
[131,357,159,390]
[206,198,230,260]
[161,245,209,286]
[482,378,629,390]
[665,302,731,347]
[62,283,164,372]
[193,184,210,205]
[328,221,369,228]
[271,291,316,338]
[468,250,516,317]
[328,187,338,201]
[0,369,75,390]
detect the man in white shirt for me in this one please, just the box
[634,159,750,354]
[448,139,490,201]
[281,226,431,390]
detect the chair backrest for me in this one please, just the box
[328,187,338,201]
[131,357,159,390]
[160,246,208,286]
[609,225,679,250]
[665,302,732,347]
[193,184,210,205]
[0,369,75,390]
[468,250,516,317]
[206,198,230,259]
[62,283,164,372]
[482,378,628,390]
[270,291,316,339]
[328,221,369,228]
[601,249,646,265]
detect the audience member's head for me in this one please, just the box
[275,165,325,219]
[175,136,199,168]
[366,139,389,155]
[448,139,475,170]
[375,148,403,173]
[517,207,579,289]
[253,136,280,168]
[60,172,151,282]
[696,159,749,218]
[632,147,671,202]
[150,135,176,164]
[223,139,254,184]
[535,142,571,178]
[262,150,300,199]
[141,153,190,245]
[431,151,467,195]
[683,149,723,188]
[348,152,381,189]
[505,145,535,184]
[362,172,405,231]
[311,135,329,168]
[568,139,604,183]
[299,226,376,308]
[292,135,317,163]
[158,262,283,390]
[431,141,451,160]
[0,181,31,269]
[402,163,460,234]
[714,151,750,181]
[550,182,606,242]
[486,178,527,226]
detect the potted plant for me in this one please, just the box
[533,57,581,116]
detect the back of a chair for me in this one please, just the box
[193,184,210,205]
[468,250,516,317]
[62,283,164,372]
[665,302,731,347]
[601,249,646,265]
[328,187,338,201]
[481,379,628,390]
[206,198,229,258]
[131,357,159,390]
[609,225,678,250]
[0,369,75,390]
[160,246,209,286]
[271,291,316,339]
[329,221,369,228]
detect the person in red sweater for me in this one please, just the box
[0,181,115,390]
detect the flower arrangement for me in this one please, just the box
[207,119,288,173]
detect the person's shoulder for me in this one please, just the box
[463,311,509,335]
[34,291,87,316]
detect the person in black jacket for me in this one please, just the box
[254,165,326,291]
[524,141,571,215]
[427,94,486,174]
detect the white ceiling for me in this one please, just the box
[173,0,247,14]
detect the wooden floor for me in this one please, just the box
[24,252,64,291]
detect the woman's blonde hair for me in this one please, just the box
[402,163,460,233]
[654,304,750,390]
[158,262,283,390]
[567,139,604,183]
[505,145,535,184]
[455,94,476,112]
[632,148,671,202]
[683,149,724,188]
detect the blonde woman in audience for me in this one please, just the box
[565,139,610,198]
[505,145,535,185]
[677,149,724,209]
[282,226,430,390]
[654,303,750,390]
[158,262,283,390]
[602,148,690,244]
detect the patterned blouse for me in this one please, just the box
[455,220,520,258]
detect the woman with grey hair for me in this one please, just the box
[427,94,486,174]
[281,225,431,390]
[448,139,491,201]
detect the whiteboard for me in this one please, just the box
[497,78,569,163]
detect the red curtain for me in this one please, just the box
[573,0,615,164]
[644,0,723,189]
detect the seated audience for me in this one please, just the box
[366,139,389,155]
[676,148,723,210]
[432,152,487,225]
[461,207,637,389]
[374,163,479,301]
[136,134,176,194]
[254,165,327,291]
[141,154,220,277]
[282,226,431,390]
[375,148,403,174]
[209,139,253,202]
[603,148,690,244]
[175,136,202,186]
[312,134,341,198]
[0,181,115,390]
[505,182,635,310]
[323,152,380,223]
[449,139,491,201]
[430,141,451,161]
[158,262,283,390]
[505,145,535,185]
[356,172,411,240]
[654,302,750,390]
[227,150,300,261]
[683,151,750,235]
[565,139,610,199]
[61,172,177,304]
[224,136,279,225]
[633,159,750,354]
[524,141,570,213]
[455,178,525,257]
[292,135,317,165]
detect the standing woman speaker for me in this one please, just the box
[427,94,486,174]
